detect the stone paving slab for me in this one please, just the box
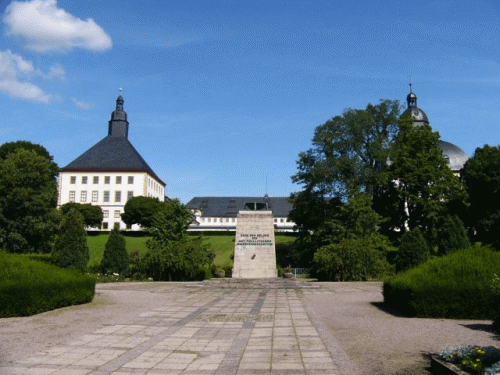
[1,279,359,375]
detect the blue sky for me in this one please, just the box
[0,0,499,203]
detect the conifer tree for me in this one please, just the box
[395,227,430,273]
[437,215,469,255]
[101,225,129,274]
[52,209,89,271]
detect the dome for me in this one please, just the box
[403,88,429,125]
[439,140,468,172]
[402,106,429,125]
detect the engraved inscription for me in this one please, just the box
[237,233,273,246]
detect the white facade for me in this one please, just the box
[57,171,165,230]
[190,210,295,231]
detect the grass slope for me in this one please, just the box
[87,232,296,267]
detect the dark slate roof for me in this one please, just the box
[186,197,293,218]
[61,95,165,185]
[439,140,468,172]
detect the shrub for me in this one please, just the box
[437,215,469,256]
[312,237,393,281]
[492,274,500,332]
[0,252,95,317]
[384,245,500,318]
[52,209,89,272]
[394,227,429,273]
[100,226,129,275]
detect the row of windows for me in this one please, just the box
[148,178,162,194]
[201,217,289,223]
[70,175,135,185]
[69,190,134,203]
[102,210,122,219]
[101,222,132,230]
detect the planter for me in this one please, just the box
[431,356,479,375]
[283,272,293,278]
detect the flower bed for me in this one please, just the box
[436,345,500,375]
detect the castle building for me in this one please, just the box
[186,196,295,231]
[57,95,165,230]
[402,87,468,174]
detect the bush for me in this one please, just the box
[394,228,429,273]
[0,252,95,317]
[100,226,129,275]
[437,215,469,256]
[492,274,500,332]
[52,209,89,272]
[384,245,500,318]
[312,237,394,281]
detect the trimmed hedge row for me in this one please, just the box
[383,246,500,319]
[0,252,96,317]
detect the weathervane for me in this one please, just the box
[119,87,123,96]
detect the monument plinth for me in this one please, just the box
[232,210,277,278]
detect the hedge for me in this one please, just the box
[384,246,500,319]
[0,251,95,317]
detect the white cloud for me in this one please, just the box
[0,49,58,103]
[3,0,112,53]
[71,97,93,110]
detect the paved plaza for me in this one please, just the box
[0,279,359,375]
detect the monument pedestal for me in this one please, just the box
[232,210,277,278]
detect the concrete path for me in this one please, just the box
[0,279,360,375]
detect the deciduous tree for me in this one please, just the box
[461,145,500,248]
[121,196,162,229]
[0,147,58,253]
[60,203,103,228]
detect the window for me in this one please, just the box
[232,218,235,223]
[207,218,211,223]
[114,210,121,218]
[128,176,134,184]
[102,222,108,230]
[92,191,98,202]
[103,191,110,202]
[116,176,122,184]
[104,176,110,184]
[115,191,121,202]
[274,218,277,223]
[82,176,87,184]
[69,191,75,202]
[127,191,133,200]
[93,176,99,184]
[103,210,109,218]
[280,218,284,223]
[80,191,87,202]
[70,176,76,184]
[126,224,132,230]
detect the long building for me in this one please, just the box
[57,95,165,230]
[186,196,295,231]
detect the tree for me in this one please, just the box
[101,225,129,274]
[0,141,56,167]
[60,203,103,228]
[378,116,467,244]
[437,215,469,256]
[291,100,400,201]
[395,227,430,273]
[142,199,210,281]
[52,209,89,271]
[121,196,162,229]
[289,100,400,265]
[0,148,58,253]
[311,194,394,280]
[461,145,500,248]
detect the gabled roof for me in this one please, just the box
[186,196,293,217]
[60,95,165,186]
[61,136,165,185]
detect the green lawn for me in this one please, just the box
[87,232,296,267]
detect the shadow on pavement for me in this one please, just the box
[460,323,500,339]
[371,301,411,317]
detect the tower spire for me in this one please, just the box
[108,92,129,138]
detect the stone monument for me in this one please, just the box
[232,202,277,278]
